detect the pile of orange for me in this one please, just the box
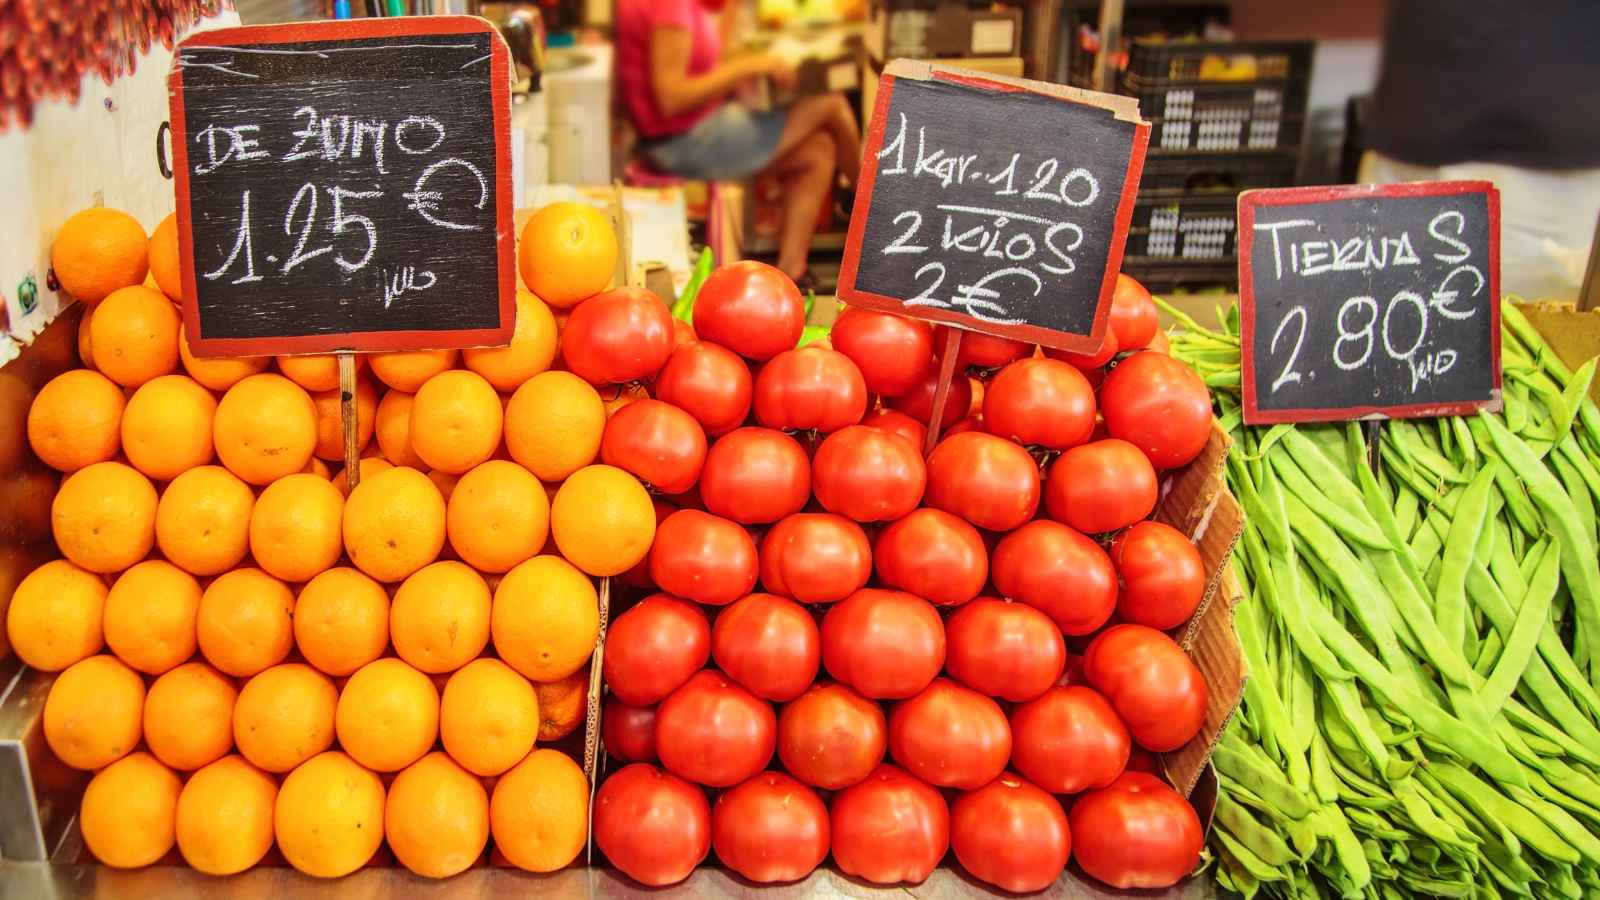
[9,202,647,878]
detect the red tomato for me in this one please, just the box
[993,520,1118,636]
[873,508,987,607]
[753,346,868,433]
[831,308,936,397]
[692,261,805,361]
[1010,686,1130,794]
[951,774,1072,893]
[603,701,658,763]
[1082,624,1207,752]
[1046,329,1119,370]
[811,425,926,522]
[562,287,676,385]
[888,678,1011,789]
[953,330,1030,369]
[1125,746,1163,775]
[1109,274,1158,351]
[821,589,946,699]
[1146,329,1171,354]
[1070,772,1204,889]
[712,593,820,702]
[943,415,984,437]
[778,681,886,790]
[672,317,695,347]
[1112,521,1206,630]
[600,398,707,494]
[830,764,949,885]
[711,772,829,883]
[594,763,710,887]
[888,364,971,426]
[653,340,753,436]
[655,670,776,787]
[925,432,1041,532]
[1099,352,1211,470]
[861,407,927,451]
[945,597,1065,702]
[699,427,810,524]
[1044,438,1158,534]
[603,594,710,706]
[648,510,758,606]
[759,512,872,604]
[982,358,1096,451]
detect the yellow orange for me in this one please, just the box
[278,353,360,393]
[178,329,268,392]
[197,567,294,678]
[503,370,604,481]
[303,456,332,478]
[43,654,145,770]
[336,657,440,773]
[408,370,503,474]
[52,207,149,304]
[51,461,157,573]
[550,464,656,576]
[342,466,446,582]
[440,658,538,777]
[311,376,377,461]
[492,554,598,682]
[26,368,124,472]
[78,305,97,370]
[249,473,344,583]
[6,559,105,672]
[534,669,588,741]
[386,751,490,878]
[330,455,394,496]
[518,202,617,308]
[175,755,278,875]
[374,388,425,467]
[490,748,589,872]
[275,751,385,878]
[234,663,338,773]
[213,373,317,485]
[148,212,183,301]
[293,567,390,677]
[446,459,549,573]
[103,560,201,675]
[143,661,237,771]
[390,561,491,674]
[369,349,457,392]
[155,465,253,576]
[89,285,180,388]
[80,752,181,868]
[464,289,559,390]
[120,374,216,480]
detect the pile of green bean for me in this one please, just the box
[1164,300,1600,899]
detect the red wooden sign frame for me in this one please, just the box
[1238,181,1502,425]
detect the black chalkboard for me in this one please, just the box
[169,18,514,357]
[838,60,1149,354]
[1239,182,1503,424]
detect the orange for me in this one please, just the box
[518,202,617,308]
[551,464,656,576]
[390,561,491,674]
[428,468,461,501]
[489,748,589,872]
[491,555,598,681]
[5,559,105,671]
[603,382,650,418]
[51,461,157,573]
[275,751,385,878]
[197,568,294,677]
[80,752,181,868]
[534,669,588,741]
[408,370,503,474]
[249,473,343,582]
[213,373,317,485]
[176,755,278,875]
[447,459,549,574]
[120,374,216,480]
[336,657,440,772]
[89,285,180,388]
[440,659,538,778]
[78,304,97,370]
[374,389,425,468]
[464,289,559,391]
[43,654,145,770]
[278,353,361,393]
[311,376,377,462]
[27,368,124,472]
[343,466,447,582]
[143,661,237,771]
[386,751,490,878]
[178,329,268,392]
[52,207,149,304]
[331,455,394,496]
[303,456,332,478]
[504,371,604,481]
[148,212,183,301]
[103,560,201,675]
[369,348,457,392]
[234,663,338,773]
[155,465,253,576]
[294,567,390,677]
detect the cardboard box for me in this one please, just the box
[1516,302,1600,405]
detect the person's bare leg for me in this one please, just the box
[771,130,836,279]
[772,93,862,186]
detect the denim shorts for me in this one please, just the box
[644,102,788,181]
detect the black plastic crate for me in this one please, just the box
[1121,39,1312,152]
[1124,39,1312,83]
[1058,2,1231,89]
[1125,194,1237,261]
[1121,258,1237,292]
[1137,150,1300,193]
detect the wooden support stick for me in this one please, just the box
[1365,419,1383,476]
[924,328,964,456]
[339,352,361,489]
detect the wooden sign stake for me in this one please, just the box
[923,329,965,456]
[1364,419,1383,476]
[339,353,361,489]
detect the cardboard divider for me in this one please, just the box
[583,577,610,864]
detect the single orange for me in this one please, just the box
[80,752,181,868]
[335,657,440,773]
[103,560,201,675]
[89,285,180,388]
[278,353,361,393]
[464,289,559,390]
[390,561,491,674]
[249,473,344,583]
[303,455,332,478]
[369,348,457,392]
[51,461,157,573]
[374,389,425,467]
[446,459,549,574]
[440,658,538,777]
[78,305,97,370]
[408,370,503,474]
[213,373,317,485]
[52,207,149,304]
[503,371,604,481]
[143,661,237,771]
[275,751,385,878]
[233,663,338,773]
[550,464,656,576]
[175,755,278,875]
[330,455,394,496]
[534,669,589,741]
[148,213,183,301]
[5,558,106,672]
[490,748,589,872]
[43,654,145,770]
[197,568,294,678]
[491,554,598,682]
[294,567,390,677]
[518,201,617,308]
[178,329,268,392]
[386,751,490,878]
[120,374,216,480]
[311,376,378,462]
[342,466,446,582]
[155,465,253,576]
[27,368,124,472]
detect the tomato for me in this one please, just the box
[672,318,695,347]
[648,510,758,606]
[758,512,872,604]
[603,594,710,706]
[1044,438,1158,534]
[992,520,1117,636]
[698,427,810,524]
[830,764,949,885]
[831,308,936,397]
[1070,772,1204,889]
[603,701,658,763]
[778,681,886,790]
[983,358,1096,450]
[1081,624,1207,752]
[952,330,1030,369]
[888,364,971,426]
[888,678,1011,789]
[1046,328,1119,370]
[945,598,1065,702]
[692,261,805,361]
[599,398,707,494]
[1146,329,1171,354]
[860,407,926,451]
[821,589,946,699]
[925,432,1041,531]
[752,346,868,433]
[710,772,828,883]
[811,425,925,522]
[872,508,986,607]
[1099,352,1212,470]
[1010,686,1130,794]
[712,593,820,701]
[1112,521,1206,630]
[654,340,753,436]
[594,763,710,886]
[951,774,1071,893]
[1109,273,1158,351]
[1125,746,1163,775]
[655,670,776,787]
[562,287,676,385]
[943,415,984,437]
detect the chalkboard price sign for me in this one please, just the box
[838,60,1150,353]
[1239,182,1502,425]
[169,17,514,357]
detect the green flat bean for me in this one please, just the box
[1450,414,1479,469]
[1217,793,1299,867]
[1431,763,1580,865]
[1437,462,1498,649]
[1315,806,1373,894]
[1271,449,1390,549]
[1550,450,1598,546]
[1215,827,1290,883]
[1475,630,1505,678]
[1484,540,1559,714]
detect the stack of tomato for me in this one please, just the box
[575,262,1213,892]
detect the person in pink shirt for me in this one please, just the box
[617,0,861,285]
